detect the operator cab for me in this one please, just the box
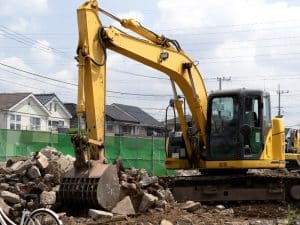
[206,89,271,161]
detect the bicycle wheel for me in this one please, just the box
[24,209,62,225]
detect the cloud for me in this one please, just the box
[0,0,48,16]
[30,40,56,68]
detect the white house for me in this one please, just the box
[0,93,71,132]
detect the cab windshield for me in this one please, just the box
[209,96,239,160]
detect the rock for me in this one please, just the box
[277,219,288,225]
[0,197,11,215]
[55,156,73,173]
[165,189,175,203]
[1,191,21,204]
[9,161,24,171]
[36,152,49,170]
[88,209,113,219]
[216,204,225,210]
[0,183,10,190]
[27,166,41,179]
[139,176,158,187]
[40,191,56,206]
[182,201,201,212]
[40,147,59,159]
[37,182,48,191]
[121,181,137,190]
[176,217,194,225]
[249,220,277,225]
[12,159,33,174]
[13,203,22,211]
[6,156,29,167]
[156,200,167,209]
[43,174,54,182]
[112,196,135,215]
[138,193,158,212]
[110,215,128,222]
[220,208,234,215]
[160,219,173,225]
[120,173,128,181]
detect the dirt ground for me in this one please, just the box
[60,202,298,225]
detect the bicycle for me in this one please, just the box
[0,194,63,225]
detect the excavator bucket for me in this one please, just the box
[58,160,120,210]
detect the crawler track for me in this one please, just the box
[168,170,300,203]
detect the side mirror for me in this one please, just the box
[240,124,251,137]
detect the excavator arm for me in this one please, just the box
[75,0,208,168]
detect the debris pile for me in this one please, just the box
[0,147,73,219]
[114,168,175,215]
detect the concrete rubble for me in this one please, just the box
[0,146,74,219]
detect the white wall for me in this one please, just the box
[9,96,49,131]
[46,98,71,129]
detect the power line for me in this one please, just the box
[157,18,300,31]
[0,25,69,56]
[0,62,77,86]
[185,35,300,46]
[0,62,174,97]
[0,67,77,91]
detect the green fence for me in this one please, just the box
[0,129,174,176]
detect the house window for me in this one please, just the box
[106,121,113,132]
[49,103,52,111]
[10,114,21,130]
[30,117,41,130]
[48,120,64,130]
[54,102,57,112]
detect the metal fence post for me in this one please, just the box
[152,135,154,175]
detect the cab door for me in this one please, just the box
[242,95,263,159]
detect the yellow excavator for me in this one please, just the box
[59,0,300,209]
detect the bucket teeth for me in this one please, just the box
[59,177,100,208]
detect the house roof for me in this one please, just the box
[64,103,162,127]
[64,103,77,117]
[0,93,31,110]
[34,93,56,105]
[113,103,162,127]
[106,105,138,123]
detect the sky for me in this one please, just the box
[1,0,300,126]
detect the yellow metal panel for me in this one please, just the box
[202,160,285,169]
[77,1,106,160]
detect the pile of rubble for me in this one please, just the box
[0,146,176,222]
[0,147,73,219]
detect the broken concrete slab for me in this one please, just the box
[13,159,33,174]
[0,183,10,190]
[1,191,21,204]
[36,152,49,170]
[160,219,173,225]
[40,191,56,206]
[182,201,201,212]
[139,176,158,188]
[88,209,113,219]
[139,193,158,212]
[9,161,24,172]
[112,196,135,215]
[0,197,11,215]
[27,166,41,179]
[40,147,59,159]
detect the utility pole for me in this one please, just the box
[217,76,231,90]
[276,84,289,117]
